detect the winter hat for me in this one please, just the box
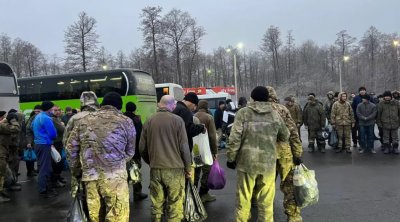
[65,106,72,112]
[327,91,334,96]
[126,102,137,112]
[284,97,292,102]
[8,109,17,114]
[183,92,199,105]
[0,111,6,118]
[361,94,370,101]
[266,86,277,101]
[358,86,366,92]
[34,104,42,111]
[218,101,225,106]
[251,86,269,102]
[41,101,54,111]
[383,91,392,98]
[80,91,99,108]
[198,100,209,110]
[101,92,123,110]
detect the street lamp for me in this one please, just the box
[394,40,400,88]
[339,56,350,92]
[226,42,244,106]
[102,65,108,70]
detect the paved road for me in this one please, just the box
[1,128,400,221]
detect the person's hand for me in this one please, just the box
[202,124,206,134]
[293,157,303,166]
[212,154,217,161]
[227,161,236,169]
[27,144,32,148]
[352,123,355,128]
[185,171,192,179]
[6,113,18,123]
[296,123,301,128]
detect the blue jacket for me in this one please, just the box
[32,112,57,145]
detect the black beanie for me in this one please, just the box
[383,91,392,98]
[361,94,371,101]
[218,101,225,106]
[0,111,6,117]
[308,93,316,97]
[183,92,199,105]
[102,92,123,110]
[34,104,42,110]
[8,109,17,114]
[251,86,269,102]
[41,101,54,111]
[126,102,137,112]
[359,86,366,92]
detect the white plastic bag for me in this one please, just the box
[192,131,213,166]
[293,163,319,208]
[51,146,62,163]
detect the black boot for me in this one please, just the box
[308,143,315,153]
[383,144,390,154]
[392,143,399,155]
[318,144,326,153]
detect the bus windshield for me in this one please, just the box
[127,71,156,96]
[0,76,17,94]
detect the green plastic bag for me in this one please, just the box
[293,163,319,208]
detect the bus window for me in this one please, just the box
[0,76,17,94]
[128,71,156,96]
[88,72,127,97]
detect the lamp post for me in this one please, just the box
[394,40,399,88]
[227,42,244,106]
[339,56,350,92]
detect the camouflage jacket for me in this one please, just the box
[324,99,335,123]
[9,112,25,149]
[66,105,136,181]
[303,100,325,130]
[227,102,290,175]
[377,100,400,129]
[52,116,65,144]
[0,119,21,158]
[331,100,355,126]
[63,107,96,146]
[285,103,303,126]
[270,102,303,159]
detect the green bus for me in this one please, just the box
[18,69,157,122]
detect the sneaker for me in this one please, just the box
[200,193,217,203]
[134,193,148,201]
[371,149,376,154]
[0,196,10,203]
[359,149,365,154]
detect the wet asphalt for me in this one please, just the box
[1,127,400,222]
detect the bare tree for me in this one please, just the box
[64,11,99,72]
[116,50,127,68]
[162,9,195,85]
[261,26,282,86]
[140,6,163,81]
[360,26,381,87]
[0,34,12,63]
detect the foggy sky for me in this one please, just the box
[1,0,398,56]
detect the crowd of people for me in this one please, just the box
[0,84,399,221]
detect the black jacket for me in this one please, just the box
[124,112,143,160]
[214,108,224,129]
[173,101,204,151]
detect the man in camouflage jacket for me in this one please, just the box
[331,92,355,153]
[303,93,326,152]
[377,91,400,154]
[66,92,135,222]
[227,86,290,222]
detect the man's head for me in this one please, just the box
[159,95,176,112]
[251,86,269,102]
[101,92,123,110]
[183,92,199,112]
[53,106,62,117]
[308,93,316,101]
[80,91,99,110]
[65,106,72,115]
[33,104,42,115]
[218,101,226,110]
[339,92,347,102]
[361,95,370,104]
[266,86,277,102]
[327,91,334,100]
[126,102,137,113]
[284,97,294,106]
[383,91,392,101]
[0,111,6,121]
[198,100,209,110]
[359,86,367,96]
[41,101,55,114]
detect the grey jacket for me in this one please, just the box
[356,102,377,126]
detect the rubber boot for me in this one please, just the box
[308,143,315,153]
[318,144,326,153]
[392,143,399,155]
[383,144,390,154]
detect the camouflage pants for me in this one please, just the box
[0,156,6,192]
[382,128,399,145]
[308,129,325,147]
[194,164,211,195]
[150,168,185,222]
[7,146,20,181]
[337,125,352,149]
[277,159,302,222]
[85,177,130,222]
[235,170,275,222]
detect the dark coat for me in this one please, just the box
[124,112,142,160]
[214,108,224,130]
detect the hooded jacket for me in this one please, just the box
[377,99,400,129]
[331,93,355,126]
[227,101,289,175]
[303,97,325,130]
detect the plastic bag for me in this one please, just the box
[328,129,338,147]
[67,182,89,222]
[184,180,208,222]
[23,148,37,162]
[293,164,319,208]
[192,131,213,167]
[51,146,61,163]
[207,160,226,190]
[127,160,141,184]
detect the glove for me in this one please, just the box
[226,161,237,169]
[293,157,302,165]
[6,113,18,123]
